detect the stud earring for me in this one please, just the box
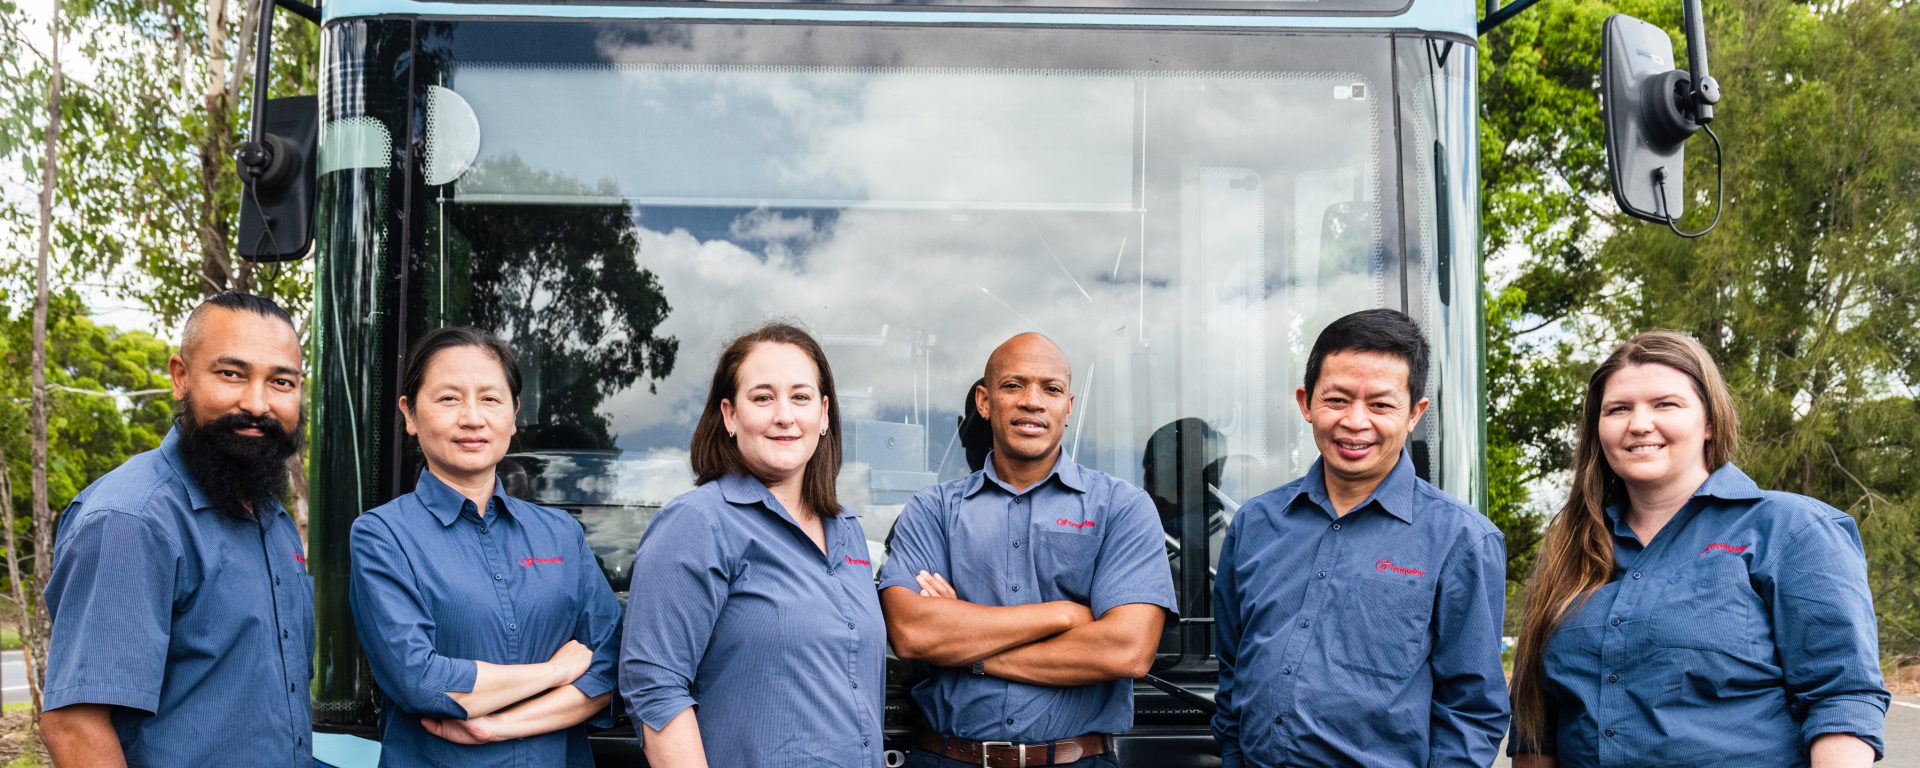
[727,431,736,439]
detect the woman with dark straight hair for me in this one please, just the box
[619,321,885,768]
[1510,331,1887,768]
[349,326,623,767]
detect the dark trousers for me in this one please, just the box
[904,749,1122,768]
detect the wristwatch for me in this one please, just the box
[971,660,987,676]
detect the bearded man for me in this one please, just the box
[41,292,315,767]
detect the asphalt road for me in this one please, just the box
[1491,695,1920,767]
[0,650,25,708]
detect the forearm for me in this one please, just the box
[882,587,1083,666]
[641,707,711,768]
[475,686,610,741]
[1810,734,1875,768]
[981,604,1163,687]
[449,659,567,718]
[42,705,128,768]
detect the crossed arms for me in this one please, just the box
[882,570,1165,686]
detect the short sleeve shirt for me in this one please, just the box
[43,427,315,767]
[619,473,887,767]
[349,468,623,768]
[876,450,1179,743]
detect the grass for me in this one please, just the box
[0,630,18,652]
[2,754,39,768]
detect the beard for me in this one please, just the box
[175,396,305,517]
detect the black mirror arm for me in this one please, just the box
[240,0,319,177]
[1680,0,1720,123]
[1141,674,1217,716]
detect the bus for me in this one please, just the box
[261,0,1714,761]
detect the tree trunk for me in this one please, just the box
[0,445,44,716]
[27,0,65,724]
[198,0,239,297]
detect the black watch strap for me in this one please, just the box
[971,660,986,676]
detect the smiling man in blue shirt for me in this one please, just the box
[41,293,315,767]
[879,333,1178,768]
[1213,309,1508,768]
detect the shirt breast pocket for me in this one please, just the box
[1333,574,1435,681]
[1651,558,1758,657]
[1033,530,1101,603]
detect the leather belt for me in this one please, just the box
[914,729,1113,768]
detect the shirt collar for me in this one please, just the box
[716,470,823,529]
[965,449,1087,498]
[1604,461,1763,536]
[158,426,215,512]
[414,468,510,527]
[1293,449,1418,524]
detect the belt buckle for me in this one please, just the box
[978,741,1028,768]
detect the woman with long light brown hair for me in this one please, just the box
[1509,331,1887,768]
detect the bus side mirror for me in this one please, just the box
[236,95,318,261]
[1601,5,1721,226]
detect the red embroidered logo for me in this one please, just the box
[520,556,565,567]
[844,555,870,566]
[293,551,306,566]
[1699,543,1749,557]
[1056,518,1096,529]
[1375,559,1426,577]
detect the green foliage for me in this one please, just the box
[1484,0,1920,656]
[0,291,172,584]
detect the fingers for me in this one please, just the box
[914,570,958,599]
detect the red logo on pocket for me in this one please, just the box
[844,555,870,566]
[1699,543,1748,557]
[520,556,565,567]
[293,551,306,566]
[1056,518,1096,529]
[1374,559,1426,577]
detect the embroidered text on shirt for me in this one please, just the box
[1374,559,1426,576]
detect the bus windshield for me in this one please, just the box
[316,19,1476,675]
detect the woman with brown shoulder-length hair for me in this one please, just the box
[618,321,885,768]
[1509,331,1888,768]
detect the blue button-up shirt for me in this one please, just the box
[1518,463,1887,766]
[1212,451,1507,768]
[876,451,1179,743]
[350,468,622,767]
[44,427,314,766]
[620,472,886,767]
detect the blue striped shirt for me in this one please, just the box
[350,469,622,767]
[619,472,886,767]
[876,451,1179,743]
[1518,463,1887,766]
[1213,451,1508,768]
[44,427,314,767]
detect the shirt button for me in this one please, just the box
[1631,571,1642,580]
[494,573,503,581]
[481,525,489,534]
[1331,523,1341,531]
[1011,585,1021,592]
[1610,617,1622,627]
[1605,728,1616,737]
[1282,666,1293,675]
[289,683,296,692]
[274,576,282,586]
[864,738,871,747]
[852,681,859,688]
[1005,718,1015,726]
[282,629,289,639]
[508,623,517,631]
[1012,541,1021,548]
[1608,673,1620,683]
[847,622,856,630]
[1299,620,1310,629]
[1273,715,1284,725]
[1316,571,1327,580]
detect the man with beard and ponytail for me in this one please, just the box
[41,292,314,767]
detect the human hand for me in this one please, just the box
[421,715,498,745]
[916,570,958,599]
[547,639,593,685]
